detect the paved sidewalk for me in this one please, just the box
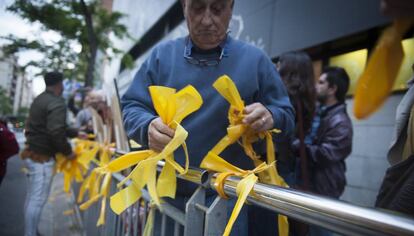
[39,173,84,236]
[0,156,85,236]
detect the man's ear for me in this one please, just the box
[328,84,337,96]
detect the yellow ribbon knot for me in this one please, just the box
[202,152,275,236]
[55,138,99,193]
[200,75,289,236]
[77,141,114,226]
[95,85,202,216]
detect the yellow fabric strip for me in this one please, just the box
[101,85,202,217]
[143,207,156,236]
[110,183,142,215]
[354,19,414,119]
[201,152,275,236]
[200,75,289,236]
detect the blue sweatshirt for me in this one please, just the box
[121,35,295,173]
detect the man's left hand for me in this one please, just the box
[242,103,274,132]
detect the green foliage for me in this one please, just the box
[121,54,135,70]
[17,106,30,117]
[3,0,132,86]
[0,87,13,115]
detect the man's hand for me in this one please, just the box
[67,152,76,160]
[148,117,175,152]
[242,103,274,132]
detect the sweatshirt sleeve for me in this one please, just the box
[121,52,158,148]
[258,57,295,140]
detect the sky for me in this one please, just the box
[0,0,58,96]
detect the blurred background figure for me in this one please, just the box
[376,63,414,217]
[0,117,19,185]
[75,89,107,134]
[277,51,316,189]
[21,72,76,236]
[249,51,316,236]
[292,66,353,236]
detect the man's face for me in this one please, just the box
[183,0,233,50]
[316,73,330,103]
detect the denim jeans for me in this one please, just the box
[23,158,55,236]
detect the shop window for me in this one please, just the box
[394,38,414,91]
[329,49,368,95]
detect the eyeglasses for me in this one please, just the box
[184,48,224,67]
[183,37,225,67]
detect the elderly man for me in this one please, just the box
[121,0,295,234]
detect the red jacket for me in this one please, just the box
[0,122,19,162]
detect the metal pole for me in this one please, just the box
[210,175,414,236]
[112,151,414,235]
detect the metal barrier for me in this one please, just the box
[73,152,414,236]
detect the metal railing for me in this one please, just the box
[74,152,414,236]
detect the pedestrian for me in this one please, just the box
[21,71,76,236]
[121,0,295,235]
[0,118,19,185]
[292,66,353,236]
[376,63,414,217]
[249,51,317,236]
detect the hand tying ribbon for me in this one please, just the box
[55,138,99,193]
[354,19,414,119]
[200,75,289,236]
[95,85,202,216]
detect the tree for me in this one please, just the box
[0,87,13,115]
[2,0,132,87]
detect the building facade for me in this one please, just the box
[0,50,33,116]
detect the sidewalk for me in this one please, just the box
[0,156,84,236]
[39,173,84,236]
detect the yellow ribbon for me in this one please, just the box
[77,142,114,226]
[96,85,202,215]
[55,139,99,193]
[202,152,275,236]
[200,75,289,236]
[354,19,414,119]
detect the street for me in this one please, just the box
[0,131,83,236]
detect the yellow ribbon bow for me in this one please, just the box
[55,138,99,193]
[200,75,289,236]
[96,85,202,215]
[77,142,114,226]
[202,152,275,236]
[354,19,414,119]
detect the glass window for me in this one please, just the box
[394,38,414,91]
[329,49,368,95]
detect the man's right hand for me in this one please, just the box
[148,117,175,152]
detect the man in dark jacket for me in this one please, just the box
[22,71,75,236]
[293,66,353,235]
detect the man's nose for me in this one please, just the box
[201,9,213,26]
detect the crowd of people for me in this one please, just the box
[0,0,413,235]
